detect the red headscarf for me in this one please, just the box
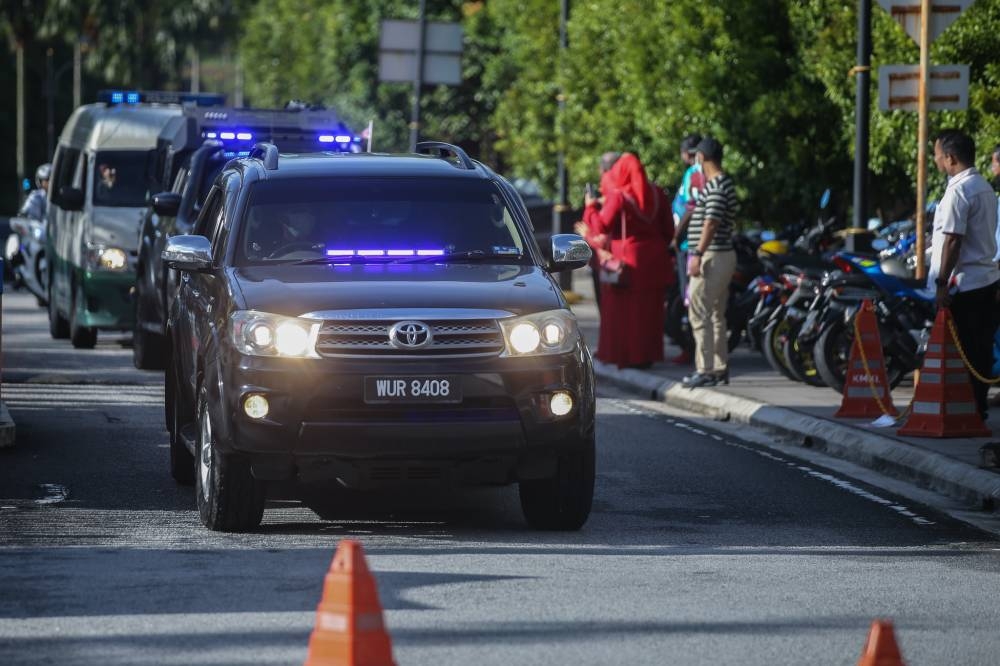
[604,153,655,218]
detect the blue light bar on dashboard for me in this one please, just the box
[326,248,445,257]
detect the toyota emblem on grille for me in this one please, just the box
[389,321,433,349]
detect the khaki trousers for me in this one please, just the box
[688,249,736,374]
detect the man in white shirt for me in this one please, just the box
[930,129,1000,420]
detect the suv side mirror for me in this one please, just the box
[59,186,84,212]
[152,192,182,217]
[550,233,592,272]
[162,235,213,272]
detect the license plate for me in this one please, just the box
[364,376,462,404]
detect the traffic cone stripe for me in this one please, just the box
[922,357,965,369]
[847,387,890,398]
[852,359,883,370]
[317,611,385,633]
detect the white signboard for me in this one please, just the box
[878,64,970,111]
[876,0,975,44]
[378,20,464,86]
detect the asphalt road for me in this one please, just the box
[1,290,999,665]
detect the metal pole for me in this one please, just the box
[850,0,872,251]
[914,0,931,280]
[234,55,244,107]
[73,41,81,109]
[553,0,572,290]
[409,0,427,152]
[191,48,200,93]
[16,42,25,206]
[46,48,55,159]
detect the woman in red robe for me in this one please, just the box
[580,153,674,368]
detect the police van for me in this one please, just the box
[46,90,223,348]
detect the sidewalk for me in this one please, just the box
[568,271,1000,512]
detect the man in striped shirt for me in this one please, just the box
[683,137,738,388]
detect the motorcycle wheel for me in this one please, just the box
[762,317,800,382]
[781,332,827,387]
[814,318,908,394]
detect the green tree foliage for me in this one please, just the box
[42,0,243,88]
[238,0,506,156]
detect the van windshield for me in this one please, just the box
[93,150,153,207]
[236,177,527,265]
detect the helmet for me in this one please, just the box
[757,239,789,258]
[35,163,51,187]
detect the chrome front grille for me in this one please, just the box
[315,318,505,357]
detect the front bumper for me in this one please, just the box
[209,344,595,488]
[77,269,136,330]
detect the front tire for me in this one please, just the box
[167,360,195,486]
[133,322,167,370]
[70,284,97,349]
[47,281,69,339]
[195,386,264,531]
[519,434,595,531]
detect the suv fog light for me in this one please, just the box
[550,391,573,417]
[243,394,269,419]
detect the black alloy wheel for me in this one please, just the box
[69,284,97,349]
[195,386,265,532]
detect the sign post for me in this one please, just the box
[379,15,464,152]
[877,0,974,279]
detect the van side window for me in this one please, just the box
[50,146,80,205]
[73,152,88,194]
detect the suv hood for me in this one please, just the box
[231,263,565,317]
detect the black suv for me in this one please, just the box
[134,105,361,369]
[163,142,596,532]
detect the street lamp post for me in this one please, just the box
[553,0,572,291]
[850,0,872,252]
[46,53,79,160]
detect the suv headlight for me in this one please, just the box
[231,311,321,358]
[86,244,129,271]
[500,309,579,357]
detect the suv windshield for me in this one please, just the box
[237,177,526,264]
[93,150,154,207]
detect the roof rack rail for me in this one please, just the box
[415,141,475,170]
[248,142,279,170]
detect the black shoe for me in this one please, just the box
[682,372,718,389]
[715,368,730,385]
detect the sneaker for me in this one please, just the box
[682,372,718,389]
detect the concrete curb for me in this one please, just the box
[0,400,15,449]
[594,361,1000,511]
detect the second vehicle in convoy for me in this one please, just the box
[133,103,361,369]
[163,142,596,532]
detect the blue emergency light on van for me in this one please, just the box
[98,90,226,107]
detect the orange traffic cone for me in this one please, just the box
[836,299,897,419]
[897,308,991,438]
[304,540,396,666]
[857,619,906,666]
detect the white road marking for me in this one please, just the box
[614,398,937,528]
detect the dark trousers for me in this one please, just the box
[950,281,1000,416]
